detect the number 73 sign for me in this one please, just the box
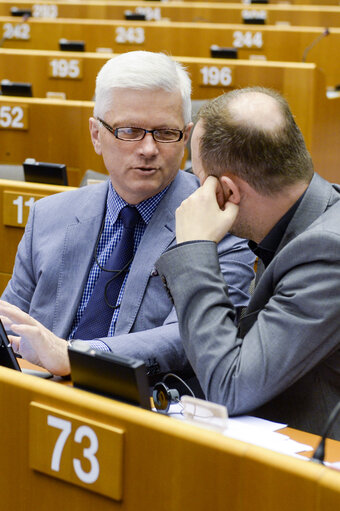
[29,402,124,501]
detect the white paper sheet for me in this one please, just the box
[165,403,313,457]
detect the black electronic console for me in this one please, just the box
[210,45,238,59]
[0,319,52,378]
[1,79,33,97]
[59,38,85,52]
[10,6,32,16]
[124,10,146,20]
[23,158,68,185]
[68,342,151,410]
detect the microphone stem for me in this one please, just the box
[302,29,330,63]
[311,401,340,464]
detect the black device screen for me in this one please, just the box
[0,319,21,371]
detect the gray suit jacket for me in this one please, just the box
[156,173,340,438]
[2,170,255,378]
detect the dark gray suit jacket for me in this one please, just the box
[156,173,340,438]
[2,170,255,378]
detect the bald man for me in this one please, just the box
[156,87,340,439]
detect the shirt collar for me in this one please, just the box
[106,181,170,225]
[249,191,306,267]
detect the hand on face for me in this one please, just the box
[0,301,70,376]
[175,175,239,244]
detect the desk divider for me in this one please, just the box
[1,0,340,28]
[0,366,338,510]
[0,17,339,87]
[1,52,339,183]
[0,179,74,288]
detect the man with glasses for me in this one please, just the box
[0,51,254,381]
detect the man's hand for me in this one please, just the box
[176,175,239,244]
[0,300,70,376]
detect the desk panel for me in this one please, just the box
[1,1,340,27]
[0,96,107,182]
[1,51,339,183]
[0,365,339,510]
[0,180,74,280]
[178,0,340,5]
[0,17,339,87]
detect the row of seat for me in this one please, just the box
[1,8,338,172]
[171,0,340,4]
[1,16,339,87]
[1,50,339,184]
[1,0,340,27]
[0,1,338,288]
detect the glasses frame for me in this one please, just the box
[97,118,184,143]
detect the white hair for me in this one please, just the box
[93,51,192,124]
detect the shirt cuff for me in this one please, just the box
[70,339,111,352]
[166,240,214,253]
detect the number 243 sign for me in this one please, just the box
[29,402,124,500]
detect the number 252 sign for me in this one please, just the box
[29,402,124,500]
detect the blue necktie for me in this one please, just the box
[73,205,140,339]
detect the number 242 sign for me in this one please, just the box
[29,402,124,501]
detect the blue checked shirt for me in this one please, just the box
[69,181,168,349]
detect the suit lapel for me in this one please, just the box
[53,183,108,336]
[277,173,333,253]
[115,170,199,334]
[239,173,335,336]
[115,206,175,334]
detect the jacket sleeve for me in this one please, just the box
[1,205,36,311]
[93,235,255,375]
[155,235,340,415]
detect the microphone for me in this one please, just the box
[302,28,330,63]
[310,401,340,464]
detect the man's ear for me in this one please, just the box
[89,117,102,155]
[220,175,241,205]
[183,122,194,144]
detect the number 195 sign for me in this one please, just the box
[29,402,124,500]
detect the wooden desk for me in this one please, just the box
[0,47,328,102]
[285,427,340,464]
[179,0,340,5]
[0,364,339,510]
[1,52,339,183]
[0,96,107,183]
[0,179,76,291]
[1,0,340,28]
[18,358,340,463]
[178,0,340,4]
[0,17,339,87]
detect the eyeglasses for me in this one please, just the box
[97,118,184,143]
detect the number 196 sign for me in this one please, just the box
[29,402,124,500]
